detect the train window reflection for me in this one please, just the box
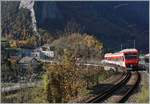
[144,58,149,63]
[125,54,137,59]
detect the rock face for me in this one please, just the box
[1,1,149,52]
[20,0,39,36]
[34,1,149,53]
[1,1,34,39]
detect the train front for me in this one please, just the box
[122,49,139,68]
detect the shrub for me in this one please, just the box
[43,49,87,102]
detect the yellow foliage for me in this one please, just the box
[10,41,17,48]
[136,85,149,103]
[18,40,27,44]
[82,34,103,51]
[43,49,86,103]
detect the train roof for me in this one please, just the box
[104,52,123,57]
[105,53,112,55]
[104,48,138,57]
[120,48,138,53]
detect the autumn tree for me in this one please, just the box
[51,33,103,60]
[38,28,55,45]
[82,34,103,59]
[43,49,86,103]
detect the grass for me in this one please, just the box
[1,68,112,103]
[1,37,7,41]
[98,70,111,81]
[136,84,149,103]
[1,87,46,103]
[1,83,16,87]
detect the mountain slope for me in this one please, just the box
[34,1,149,52]
[1,1,149,52]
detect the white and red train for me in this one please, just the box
[102,48,139,70]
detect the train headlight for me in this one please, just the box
[130,64,133,67]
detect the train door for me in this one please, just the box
[120,56,126,67]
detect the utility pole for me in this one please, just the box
[121,44,122,50]
[133,40,135,48]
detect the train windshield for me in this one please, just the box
[144,57,149,63]
[125,53,138,60]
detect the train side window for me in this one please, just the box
[119,57,121,61]
[109,57,111,60]
[121,56,124,61]
[123,57,124,61]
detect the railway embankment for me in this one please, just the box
[126,71,149,103]
[101,71,139,103]
[70,71,124,103]
[77,70,145,103]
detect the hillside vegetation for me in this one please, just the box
[51,33,103,60]
[2,49,111,103]
[35,1,149,52]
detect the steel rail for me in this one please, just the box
[86,71,131,103]
[117,71,141,103]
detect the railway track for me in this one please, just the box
[117,71,141,103]
[86,71,140,103]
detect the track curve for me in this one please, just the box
[86,71,140,103]
[86,71,131,103]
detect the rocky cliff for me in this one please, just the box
[1,1,149,52]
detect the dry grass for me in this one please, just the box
[136,84,149,103]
